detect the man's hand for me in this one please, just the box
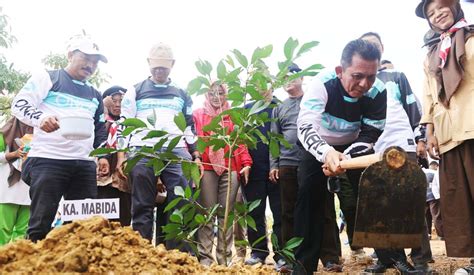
[323,149,346,177]
[240,166,251,185]
[98,158,110,177]
[40,116,60,133]
[426,134,440,160]
[416,140,427,159]
[6,146,26,161]
[193,157,204,178]
[157,177,166,193]
[425,124,440,160]
[116,152,127,179]
[269,169,279,183]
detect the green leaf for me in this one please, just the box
[251,44,273,64]
[196,138,207,153]
[216,60,227,80]
[304,64,325,71]
[166,136,182,152]
[269,138,280,158]
[248,100,271,115]
[194,214,205,224]
[152,159,165,175]
[174,186,185,197]
[246,86,264,101]
[164,197,182,212]
[296,41,319,57]
[183,207,195,224]
[190,162,201,187]
[237,215,247,229]
[170,211,183,223]
[143,130,167,140]
[174,113,187,132]
[153,137,168,151]
[184,186,192,199]
[225,54,235,67]
[284,237,303,250]
[234,202,246,214]
[232,49,248,68]
[121,126,136,136]
[234,239,250,247]
[284,37,299,60]
[162,223,180,233]
[89,147,115,156]
[158,152,179,160]
[147,109,157,126]
[187,77,203,93]
[124,155,143,174]
[227,89,245,102]
[225,68,242,83]
[254,129,268,144]
[192,189,201,201]
[271,233,280,250]
[251,235,267,247]
[248,199,261,213]
[246,215,257,231]
[181,160,192,181]
[122,118,147,128]
[195,60,212,76]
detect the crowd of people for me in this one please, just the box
[0,0,473,274]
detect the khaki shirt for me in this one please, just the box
[420,36,474,154]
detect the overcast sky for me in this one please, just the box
[2,0,474,106]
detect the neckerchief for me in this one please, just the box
[438,19,468,68]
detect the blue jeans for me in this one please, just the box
[129,147,191,247]
[22,157,97,242]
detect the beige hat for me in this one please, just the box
[148,43,174,69]
[67,34,108,63]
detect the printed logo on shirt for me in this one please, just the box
[43,91,99,113]
[408,139,415,145]
[136,97,184,112]
[321,113,361,133]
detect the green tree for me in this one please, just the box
[92,37,323,267]
[41,52,110,88]
[0,7,16,48]
[0,7,30,122]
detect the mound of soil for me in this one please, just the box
[0,217,275,274]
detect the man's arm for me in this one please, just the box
[297,78,334,163]
[11,70,52,128]
[398,72,421,130]
[269,107,281,170]
[93,93,107,148]
[182,91,198,156]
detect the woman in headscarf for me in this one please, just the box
[0,117,33,245]
[193,82,252,266]
[415,0,474,270]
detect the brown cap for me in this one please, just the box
[147,43,174,69]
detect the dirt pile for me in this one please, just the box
[0,217,275,274]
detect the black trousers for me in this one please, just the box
[22,157,97,242]
[294,150,359,274]
[243,175,282,261]
[280,165,341,266]
[129,148,190,250]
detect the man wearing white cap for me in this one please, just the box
[11,34,109,242]
[119,43,200,248]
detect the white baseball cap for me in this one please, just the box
[148,43,174,69]
[66,35,108,63]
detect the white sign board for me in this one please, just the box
[60,198,120,221]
